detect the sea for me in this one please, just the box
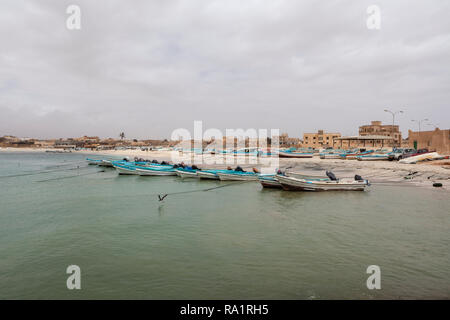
[0,151,448,299]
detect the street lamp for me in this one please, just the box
[384,109,403,147]
[411,118,429,133]
[426,122,439,129]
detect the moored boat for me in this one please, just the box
[86,158,102,165]
[196,170,223,180]
[278,150,314,158]
[112,162,138,175]
[258,174,282,188]
[216,170,259,181]
[356,154,389,161]
[135,165,177,176]
[99,159,114,167]
[276,175,369,191]
[175,167,199,179]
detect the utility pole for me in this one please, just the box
[411,118,429,149]
[384,109,403,148]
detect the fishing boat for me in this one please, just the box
[399,151,439,164]
[86,158,102,165]
[276,175,369,191]
[216,170,259,181]
[356,154,389,161]
[175,167,198,179]
[135,165,177,176]
[112,162,138,175]
[319,152,341,159]
[258,174,282,188]
[278,150,314,158]
[284,171,329,180]
[196,169,224,180]
[99,159,114,167]
[341,149,374,160]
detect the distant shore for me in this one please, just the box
[1,147,449,190]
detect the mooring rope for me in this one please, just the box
[156,180,252,201]
[36,170,105,182]
[0,165,91,179]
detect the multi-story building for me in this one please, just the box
[302,130,341,149]
[359,121,401,147]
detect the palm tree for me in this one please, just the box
[119,132,125,140]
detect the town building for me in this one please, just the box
[408,128,450,154]
[334,135,394,149]
[359,121,401,147]
[302,130,341,149]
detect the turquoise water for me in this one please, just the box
[0,152,449,299]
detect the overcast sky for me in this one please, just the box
[0,0,449,139]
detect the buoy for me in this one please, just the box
[433,183,443,187]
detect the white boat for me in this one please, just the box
[216,171,259,181]
[196,170,221,180]
[399,152,439,164]
[276,175,369,191]
[278,151,314,158]
[319,153,341,159]
[175,168,198,179]
[112,163,138,175]
[86,158,102,165]
[99,159,114,167]
[258,175,282,188]
[285,171,329,180]
[356,154,389,161]
[135,167,177,176]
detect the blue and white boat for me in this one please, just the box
[175,167,198,179]
[112,162,138,175]
[86,158,102,165]
[196,169,229,180]
[258,174,282,188]
[134,165,177,176]
[216,170,259,181]
[278,150,314,158]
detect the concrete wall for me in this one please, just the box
[408,128,450,154]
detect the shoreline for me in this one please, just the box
[1,147,449,190]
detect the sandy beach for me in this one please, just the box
[2,147,449,190]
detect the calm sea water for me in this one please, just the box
[0,152,449,299]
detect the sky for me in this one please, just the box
[0,0,449,140]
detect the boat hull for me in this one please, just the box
[113,164,138,175]
[217,172,259,181]
[279,151,314,158]
[99,160,114,167]
[196,171,220,180]
[175,169,198,179]
[135,168,177,176]
[258,176,282,188]
[276,175,368,191]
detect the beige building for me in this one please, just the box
[302,130,341,149]
[408,128,450,154]
[359,121,401,147]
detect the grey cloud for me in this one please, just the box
[0,0,449,139]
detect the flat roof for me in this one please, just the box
[335,135,394,140]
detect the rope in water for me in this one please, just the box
[0,165,90,179]
[36,170,105,182]
[156,180,252,201]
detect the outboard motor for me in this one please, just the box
[354,174,363,181]
[235,166,244,172]
[192,165,199,170]
[326,170,337,181]
[152,160,159,164]
[173,164,179,168]
[277,169,284,175]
